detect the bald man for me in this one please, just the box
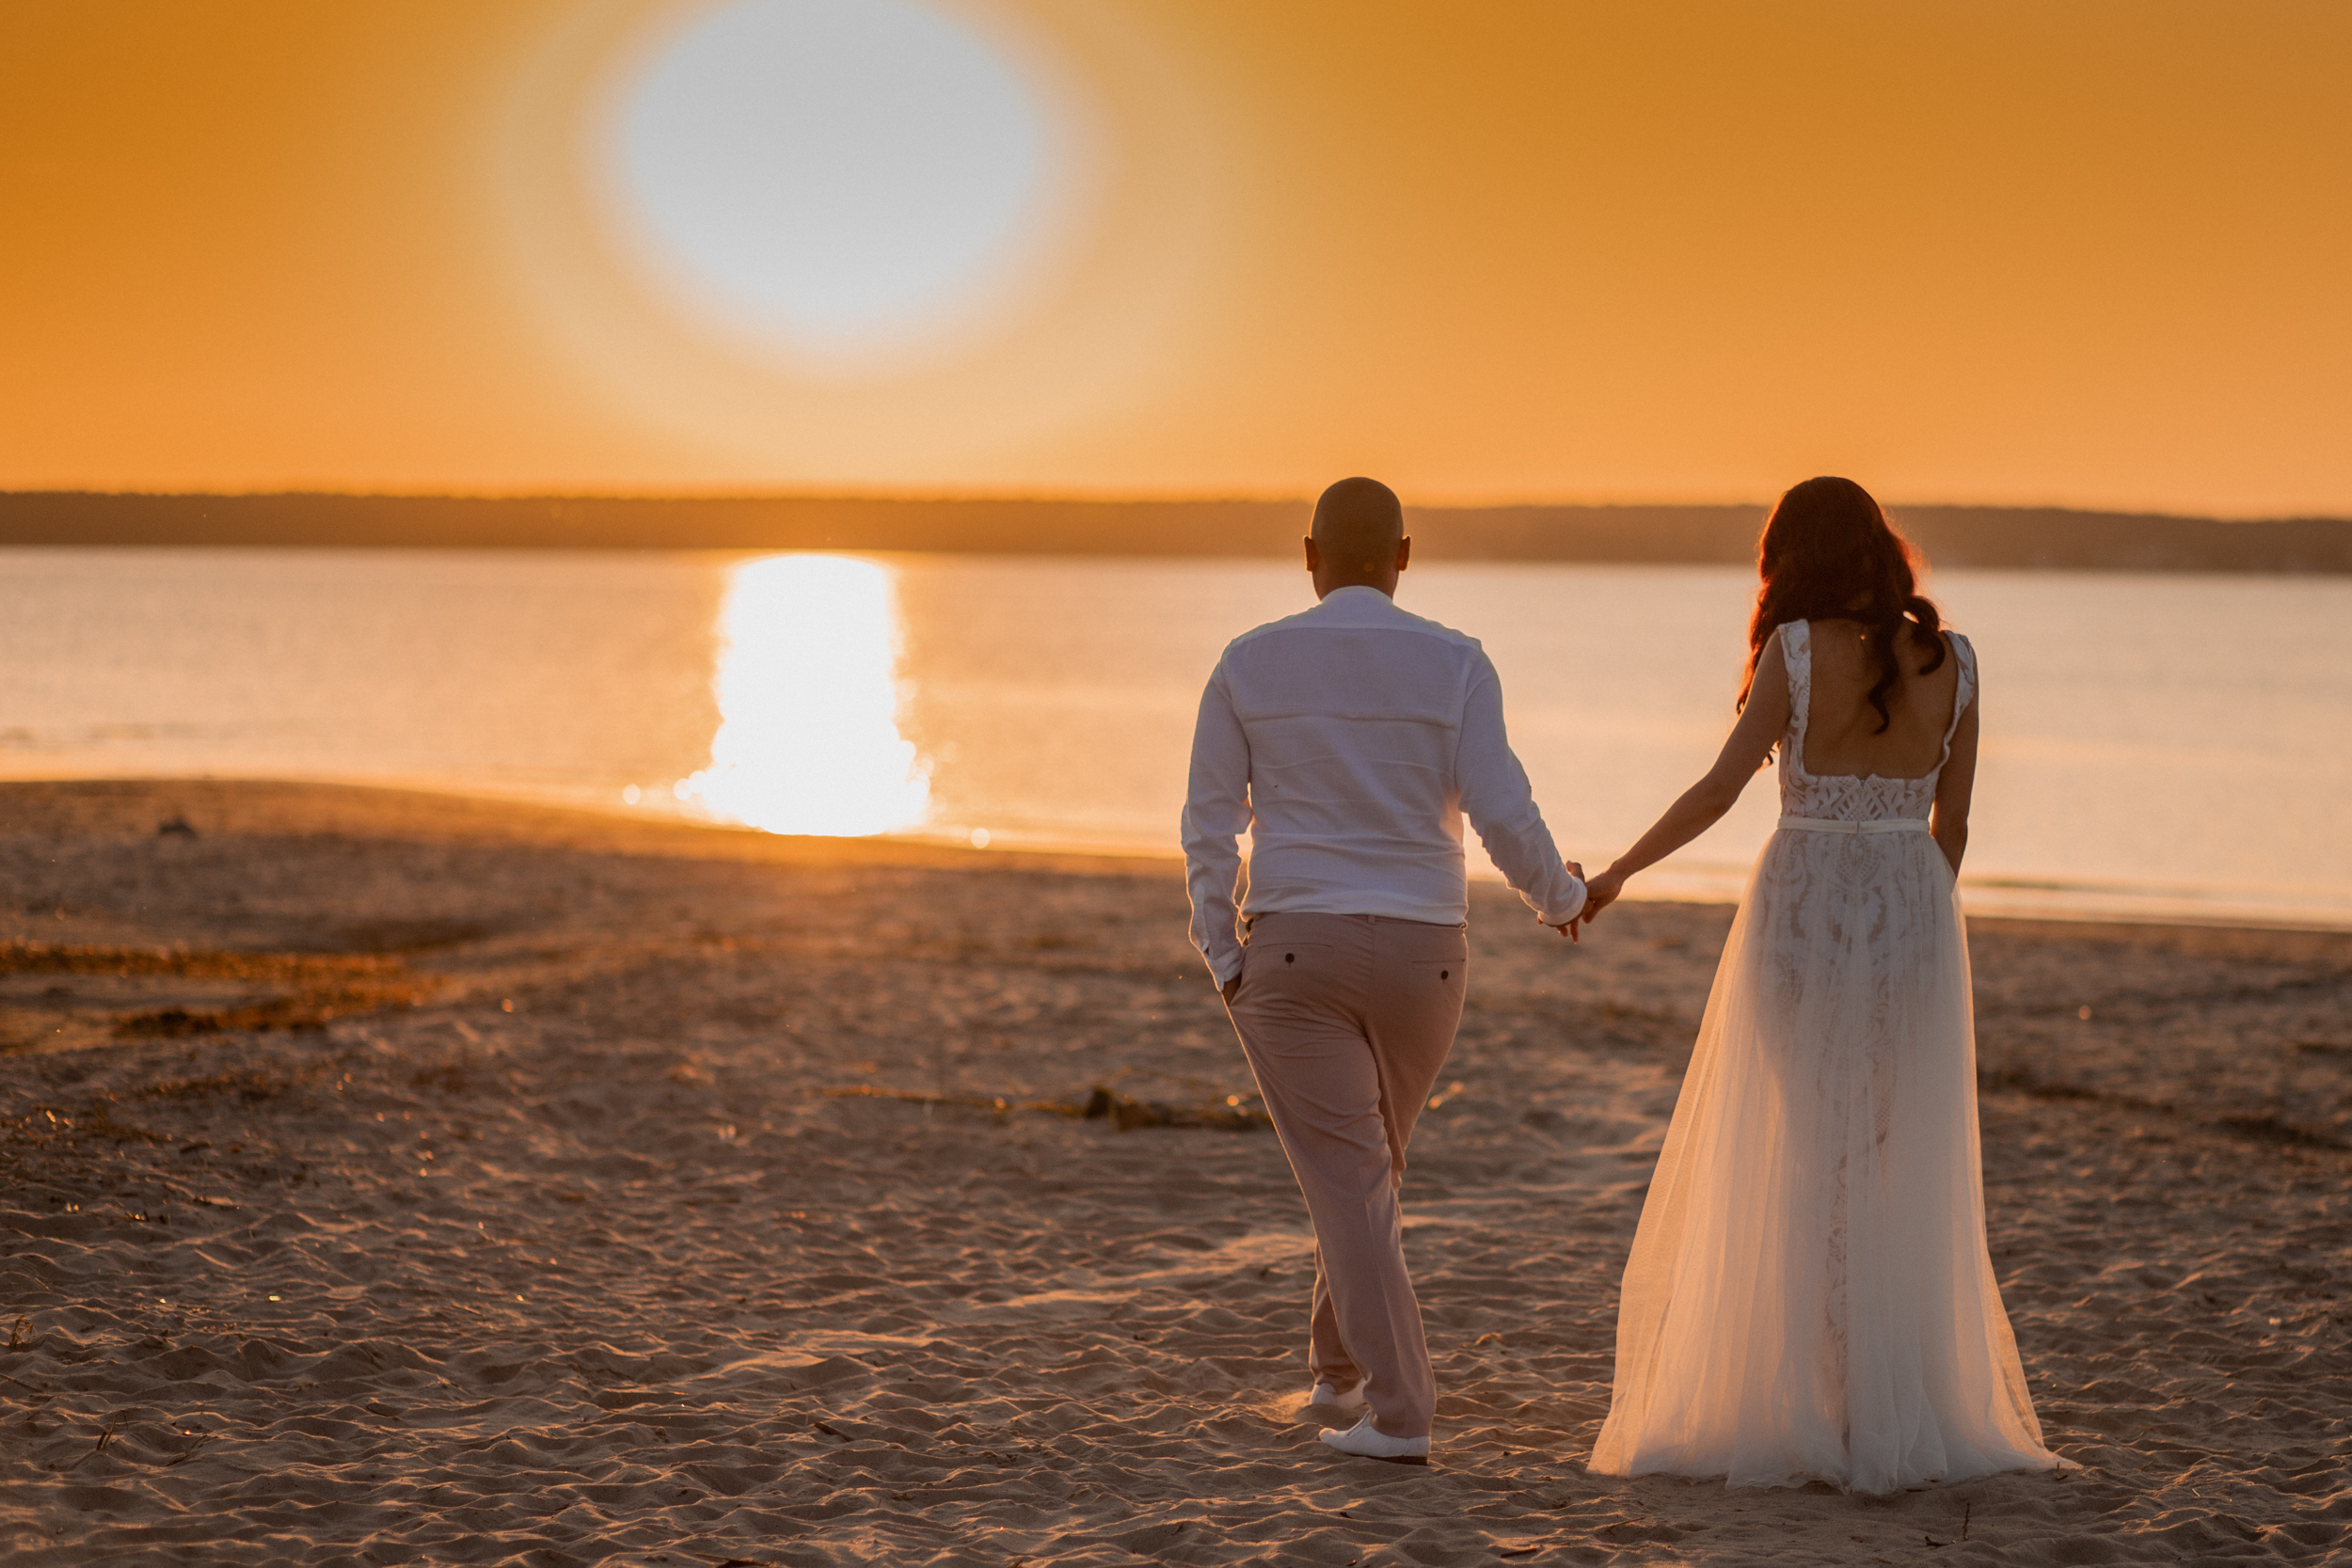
[1183,476,1589,1465]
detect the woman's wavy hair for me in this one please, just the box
[1739,476,1946,734]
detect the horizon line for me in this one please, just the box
[6,487,2350,525]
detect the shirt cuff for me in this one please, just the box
[1205,947,1244,989]
[1537,878,1589,927]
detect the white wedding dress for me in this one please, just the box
[1591,621,2060,1492]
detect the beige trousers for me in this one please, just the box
[1225,911,1469,1438]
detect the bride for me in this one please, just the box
[1576,477,2062,1492]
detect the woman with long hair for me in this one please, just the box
[1579,476,2061,1492]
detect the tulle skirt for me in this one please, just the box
[1590,821,2061,1492]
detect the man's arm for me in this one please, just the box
[1456,656,1587,927]
[1181,661,1251,990]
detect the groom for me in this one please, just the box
[1182,476,1588,1465]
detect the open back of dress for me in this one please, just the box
[1590,622,2060,1492]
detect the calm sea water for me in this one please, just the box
[6,548,2348,928]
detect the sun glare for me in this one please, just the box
[679,554,930,836]
[610,0,1055,366]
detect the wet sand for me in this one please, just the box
[2,779,2347,1566]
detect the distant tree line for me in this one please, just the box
[2,492,2346,573]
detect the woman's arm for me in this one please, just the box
[1931,695,1979,875]
[1581,635,1792,922]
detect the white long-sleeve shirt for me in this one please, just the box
[1182,585,1587,987]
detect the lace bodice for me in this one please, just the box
[1776,621,1977,822]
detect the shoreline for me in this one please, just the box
[8,774,2349,941]
[3,778,2346,1564]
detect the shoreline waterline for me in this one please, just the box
[8,775,2350,937]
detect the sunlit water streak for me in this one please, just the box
[679,554,930,836]
[3,548,2348,928]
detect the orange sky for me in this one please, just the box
[4,1,2348,513]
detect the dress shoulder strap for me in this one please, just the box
[1938,625,1976,770]
[1778,621,1812,722]
[1937,630,1977,761]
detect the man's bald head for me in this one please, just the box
[1311,477,1405,573]
[1304,477,1409,599]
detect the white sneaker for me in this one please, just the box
[1309,1381,1368,1412]
[1318,1415,1430,1465]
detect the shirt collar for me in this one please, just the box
[1318,585,1399,614]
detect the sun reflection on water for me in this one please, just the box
[678,554,930,836]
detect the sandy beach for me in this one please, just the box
[2,778,2346,1566]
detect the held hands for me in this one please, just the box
[1550,861,1628,942]
[1579,867,1628,926]
[1550,860,1587,942]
